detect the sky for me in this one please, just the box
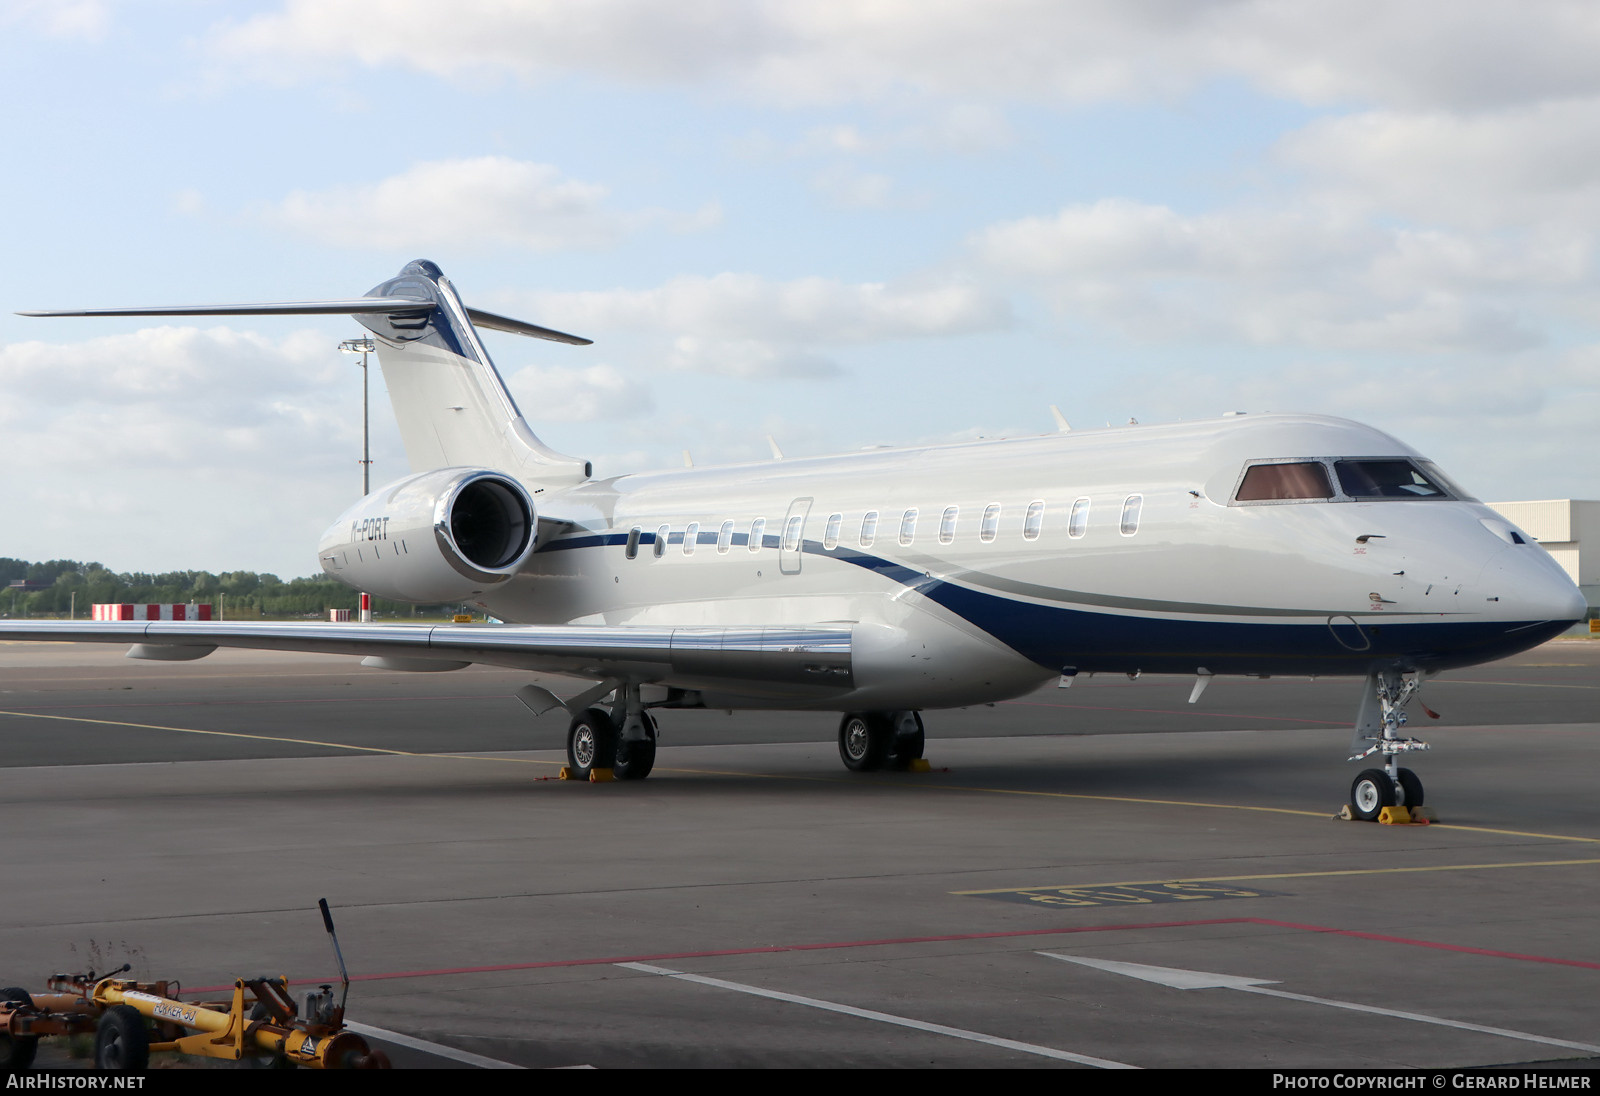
[1,0,1597,579]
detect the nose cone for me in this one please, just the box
[1485,546,1589,625]
[1556,582,1591,625]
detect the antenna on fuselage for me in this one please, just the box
[767,435,785,460]
[1049,405,1071,433]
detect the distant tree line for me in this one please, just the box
[0,558,458,619]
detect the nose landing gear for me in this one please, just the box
[1346,670,1433,821]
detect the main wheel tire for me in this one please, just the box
[889,712,925,769]
[1395,768,1425,808]
[1350,768,1397,821]
[615,713,657,781]
[95,1005,149,1072]
[839,712,892,772]
[1,986,38,1072]
[567,708,619,779]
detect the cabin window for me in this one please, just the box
[626,526,641,560]
[899,508,918,546]
[860,511,879,548]
[823,513,842,550]
[1235,462,1334,502]
[1068,497,1089,537]
[683,521,699,556]
[749,517,766,552]
[939,506,958,545]
[783,514,804,552]
[1023,500,1045,541]
[980,504,1000,543]
[1120,495,1143,536]
[1334,459,1448,499]
[654,524,670,558]
[717,521,733,554]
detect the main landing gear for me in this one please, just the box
[1346,670,1433,821]
[555,694,931,782]
[838,711,925,772]
[565,683,657,781]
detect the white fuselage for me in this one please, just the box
[441,412,1583,711]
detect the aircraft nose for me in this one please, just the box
[1557,582,1590,624]
[1487,548,1589,624]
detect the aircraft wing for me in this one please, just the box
[0,621,853,693]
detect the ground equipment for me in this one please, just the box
[0,901,390,1071]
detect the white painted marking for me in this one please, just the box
[341,1020,527,1069]
[617,961,1136,1068]
[1039,952,1600,1055]
[1041,953,1277,990]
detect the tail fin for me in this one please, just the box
[354,260,590,485]
[19,259,593,488]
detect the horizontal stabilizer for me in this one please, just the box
[20,299,590,345]
[17,297,435,318]
[466,307,592,345]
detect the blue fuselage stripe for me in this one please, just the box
[536,535,1565,674]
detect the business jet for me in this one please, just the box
[7,260,1586,819]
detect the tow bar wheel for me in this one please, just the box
[95,1004,150,1072]
[0,986,38,1072]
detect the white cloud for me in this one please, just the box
[251,157,712,252]
[1,0,112,39]
[666,337,840,379]
[208,1,1600,111]
[973,199,1562,353]
[787,106,1015,157]
[1279,100,1600,230]
[0,326,382,574]
[503,362,652,422]
[263,157,611,251]
[809,166,899,210]
[514,272,1010,378]
[528,272,1008,343]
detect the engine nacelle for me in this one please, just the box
[318,468,536,603]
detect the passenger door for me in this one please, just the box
[780,497,812,575]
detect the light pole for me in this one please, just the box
[339,336,377,622]
[339,337,376,496]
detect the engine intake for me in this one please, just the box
[319,468,537,603]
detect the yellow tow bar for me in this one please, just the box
[92,976,387,1069]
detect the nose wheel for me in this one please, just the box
[1349,769,1395,821]
[1348,766,1425,821]
[1345,670,1434,819]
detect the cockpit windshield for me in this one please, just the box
[1232,457,1472,504]
[1334,459,1447,499]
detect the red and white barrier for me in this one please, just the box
[92,603,213,621]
